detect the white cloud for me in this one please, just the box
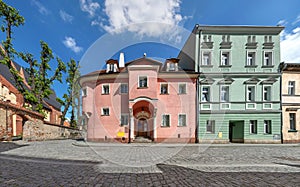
[281,27,300,63]
[59,10,73,23]
[100,0,184,39]
[79,0,100,17]
[292,15,300,25]
[277,19,288,26]
[63,37,83,53]
[31,0,49,15]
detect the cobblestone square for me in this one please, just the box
[0,140,299,186]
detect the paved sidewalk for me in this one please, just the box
[0,140,299,186]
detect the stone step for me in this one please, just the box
[134,137,152,143]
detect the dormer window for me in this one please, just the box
[166,58,179,71]
[106,59,119,73]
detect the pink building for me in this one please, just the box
[80,56,199,143]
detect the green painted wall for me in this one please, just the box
[199,113,281,142]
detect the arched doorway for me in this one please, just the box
[132,100,155,140]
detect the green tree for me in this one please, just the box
[0,1,66,114]
[57,59,80,127]
[19,42,66,113]
[0,0,26,94]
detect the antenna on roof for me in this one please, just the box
[119,52,125,68]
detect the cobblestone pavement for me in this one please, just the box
[0,140,300,186]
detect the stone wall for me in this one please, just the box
[23,119,82,141]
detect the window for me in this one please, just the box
[264,120,272,134]
[102,84,110,94]
[102,108,110,116]
[264,52,273,66]
[121,114,129,126]
[249,120,257,134]
[221,52,230,66]
[169,63,175,71]
[202,52,211,66]
[178,84,186,94]
[263,86,271,101]
[178,114,186,127]
[162,114,170,127]
[201,86,210,102]
[289,113,296,130]
[220,86,229,102]
[288,81,295,95]
[82,88,87,97]
[120,84,128,94]
[247,86,255,102]
[160,83,168,94]
[108,64,114,72]
[247,52,256,66]
[206,120,215,133]
[139,76,148,88]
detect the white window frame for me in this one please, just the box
[249,120,257,134]
[161,114,171,127]
[82,87,87,97]
[102,84,110,94]
[120,83,128,94]
[121,114,129,126]
[202,51,212,66]
[206,120,215,133]
[178,83,187,94]
[263,85,271,101]
[246,51,256,66]
[288,81,295,95]
[264,120,272,134]
[178,114,187,127]
[289,113,296,130]
[201,103,212,110]
[263,103,272,109]
[220,85,229,102]
[201,86,210,102]
[246,103,256,110]
[220,51,230,66]
[138,76,148,88]
[101,107,110,116]
[263,51,273,66]
[160,83,169,94]
[246,85,255,102]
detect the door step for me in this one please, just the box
[134,137,152,143]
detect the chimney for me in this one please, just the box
[119,53,125,68]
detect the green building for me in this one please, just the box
[179,25,284,143]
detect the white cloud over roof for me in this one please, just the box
[99,0,184,39]
[281,27,300,63]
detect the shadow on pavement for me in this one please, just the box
[0,154,299,186]
[0,142,28,153]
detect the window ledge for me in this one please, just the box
[219,65,232,68]
[102,93,109,95]
[288,130,298,133]
[200,65,213,67]
[178,93,187,95]
[177,125,187,127]
[262,65,274,68]
[101,115,110,116]
[250,133,258,135]
[137,87,148,89]
[161,126,170,128]
[206,132,215,134]
[160,93,169,95]
[245,65,258,68]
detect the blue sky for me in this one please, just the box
[2,0,300,102]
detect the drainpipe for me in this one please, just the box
[279,63,283,144]
[195,76,200,143]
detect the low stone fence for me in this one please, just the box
[23,119,82,141]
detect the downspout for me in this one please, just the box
[195,76,200,143]
[279,63,284,144]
